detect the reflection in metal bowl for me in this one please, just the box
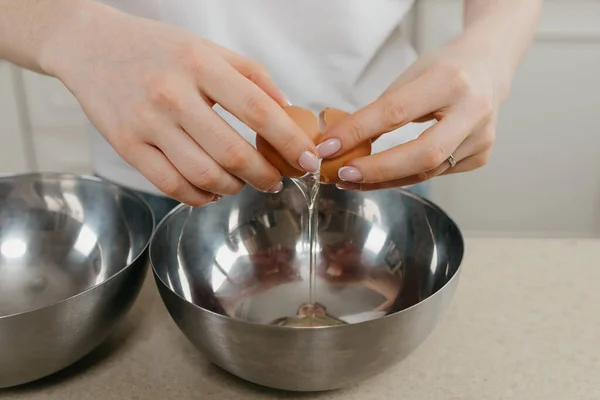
[151,181,464,391]
[0,173,154,388]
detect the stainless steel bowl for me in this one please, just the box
[0,173,154,388]
[150,181,463,391]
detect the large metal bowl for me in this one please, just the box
[150,181,463,391]
[0,173,154,388]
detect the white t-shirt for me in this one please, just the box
[91,0,427,195]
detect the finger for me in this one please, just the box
[336,163,449,192]
[143,76,283,191]
[123,144,216,206]
[203,42,288,106]
[320,68,454,157]
[179,99,285,193]
[448,124,495,161]
[198,60,319,173]
[439,121,495,172]
[340,137,493,191]
[340,113,474,184]
[152,126,245,196]
[337,127,494,190]
[442,150,492,174]
[413,114,438,123]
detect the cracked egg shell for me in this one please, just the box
[255,106,371,183]
[255,106,320,178]
[319,108,372,184]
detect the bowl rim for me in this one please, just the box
[150,185,465,331]
[0,172,156,320]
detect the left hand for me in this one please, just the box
[317,41,507,190]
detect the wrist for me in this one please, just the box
[450,29,516,103]
[38,0,117,80]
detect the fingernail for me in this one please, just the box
[298,151,319,173]
[211,195,222,203]
[316,139,341,158]
[338,166,363,182]
[336,183,355,191]
[280,94,292,106]
[266,181,284,194]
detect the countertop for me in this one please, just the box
[2,238,599,400]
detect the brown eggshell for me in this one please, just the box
[255,106,320,178]
[318,108,372,184]
[256,106,372,183]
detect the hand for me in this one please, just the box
[47,2,319,205]
[317,41,505,191]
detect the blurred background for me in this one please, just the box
[1,0,599,238]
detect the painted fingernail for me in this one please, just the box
[266,181,284,194]
[298,151,319,173]
[338,166,363,182]
[316,139,341,158]
[336,183,357,191]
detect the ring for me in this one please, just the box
[447,154,457,168]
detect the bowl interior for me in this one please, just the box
[0,174,154,317]
[151,182,463,326]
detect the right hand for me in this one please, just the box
[44,2,319,206]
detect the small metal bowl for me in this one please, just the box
[151,181,464,391]
[0,173,154,388]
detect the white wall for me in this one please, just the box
[417,0,600,238]
[19,69,92,174]
[0,62,33,174]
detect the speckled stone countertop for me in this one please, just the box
[2,238,599,400]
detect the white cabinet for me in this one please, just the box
[417,0,600,238]
[0,62,33,174]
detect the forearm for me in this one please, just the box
[0,0,98,75]
[458,0,543,98]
